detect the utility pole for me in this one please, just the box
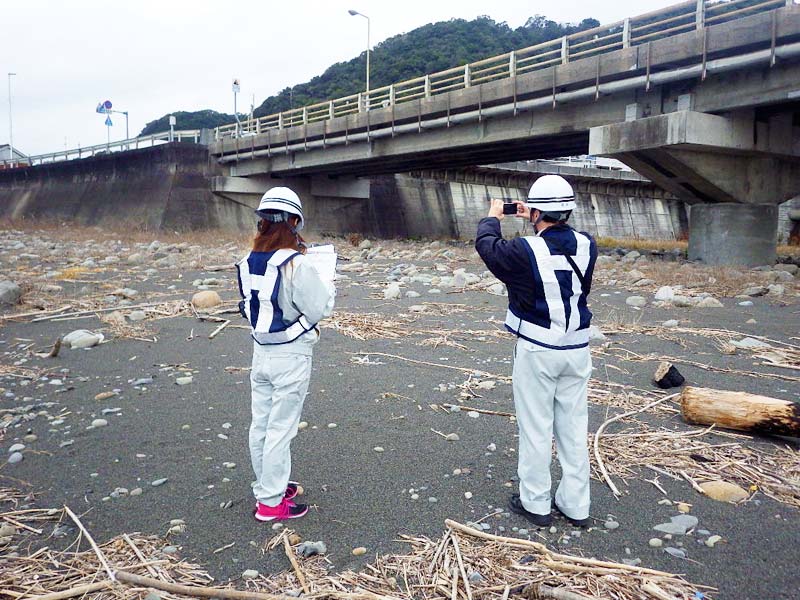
[7,73,16,167]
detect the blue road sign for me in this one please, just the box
[105,115,113,126]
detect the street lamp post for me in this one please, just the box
[348,9,370,110]
[7,73,16,168]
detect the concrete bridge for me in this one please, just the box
[211,0,800,266]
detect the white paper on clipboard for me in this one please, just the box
[304,244,337,285]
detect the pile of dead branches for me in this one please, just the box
[592,419,800,508]
[322,312,414,341]
[0,504,712,600]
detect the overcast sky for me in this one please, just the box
[3,0,677,155]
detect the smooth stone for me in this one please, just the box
[94,391,117,401]
[127,310,147,322]
[130,488,143,496]
[91,419,108,428]
[151,478,168,487]
[63,330,104,349]
[705,534,723,547]
[604,520,620,530]
[648,538,663,548]
[731,337,770,350]
[297,541,327,557]
[352,546,367,556]
[625,296,646,307]
[699,480,749,503]
[191,291,222,309]
[8,443,25,453]
[175,376,193,385]
[664,547,686,559]
[242,569,259,579]
[654,286,675,301]
[7,452,23,464]
[697,297,724,308]
[662,319,679,328]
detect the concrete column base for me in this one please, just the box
[688,203,777,267]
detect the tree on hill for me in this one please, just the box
[139,14,599,135]
[140,109,235,136]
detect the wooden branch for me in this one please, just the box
[30,302,178,323]
[114,571,295,600]
[122,533,158,578]
[451,534,473,600]
[445,520,675,577]
[642,581,681,600]
[593,393,680,497]
[19,581,112,600]
[283,533,311,594]
[209,320,231,339]
[63,505,115,581]
[522,583,594,600]
[443,404,514,418]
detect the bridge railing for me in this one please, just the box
[0,130,204,170]
[215,0,792,141]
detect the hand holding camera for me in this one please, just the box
[487,198,529,220]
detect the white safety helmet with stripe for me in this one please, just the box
[255,186,305,231]
[526,175,576,212]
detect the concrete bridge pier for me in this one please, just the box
[211,173,374,234]
[590,110,800,266]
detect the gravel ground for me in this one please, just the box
[1,229,798,599]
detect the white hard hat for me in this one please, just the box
[526,175,576,212]
[255,186,304,230]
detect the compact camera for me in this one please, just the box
[502,202,518,215]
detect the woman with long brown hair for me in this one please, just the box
[236,187,334,522]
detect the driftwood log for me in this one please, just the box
[680,386,800,437]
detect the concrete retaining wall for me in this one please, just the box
[0,144,252,232]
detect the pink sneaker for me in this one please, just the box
[254,498,308,522]
[254,482,301,511]
[285,481,300,500]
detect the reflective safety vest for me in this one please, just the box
[236,249,317,345]
[504,231,593,350]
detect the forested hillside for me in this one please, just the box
[140,15,598,135]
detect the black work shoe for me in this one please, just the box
[508,494,553,527]
[552,500,590,528]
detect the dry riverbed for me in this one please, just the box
[1,226,798,600]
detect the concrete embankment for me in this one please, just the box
[2,145,795,244]
[0,144,252,231]
[304,172,688,241]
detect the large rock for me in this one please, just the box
[654,286,675,302]
[697,297,724,308]
[699,480,749,503]
[63,330,104,349]
[191,291,222,309]
[625,296,646,307]
[383,283,401,300]
[0,280,22,306]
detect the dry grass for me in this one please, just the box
[594,236,687,252]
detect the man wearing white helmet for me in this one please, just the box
[475,175,597,528]
[236,186,335,522]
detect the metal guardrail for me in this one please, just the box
[216,0,793,140]
[0,130,203,170]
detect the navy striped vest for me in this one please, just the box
[236,249,316,345]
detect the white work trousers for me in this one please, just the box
[513,341,592,520]
[249,344,312,507]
